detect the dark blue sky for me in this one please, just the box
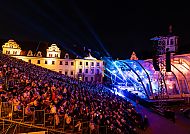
[0,0,190,59]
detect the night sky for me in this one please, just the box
[0,1,190,59]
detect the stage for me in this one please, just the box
[114,86,187,108]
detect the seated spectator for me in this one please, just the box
[50,104,56,114]
[0,53,144,133]
[25,104,33,115]
[54,113,60,127]
[75,120,82,131]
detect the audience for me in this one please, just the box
[0,53,145,134]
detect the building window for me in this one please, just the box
[91,69,94,74]
[45,60,47,64]
[167,39,169,45]
[52,61,55,65]
[55,54,58,57]
[80,61,82,65]
[71,62,74,66]
[37,60,40,64]
[170,39,174,45]
[65,61,68,65]
[60,61,63,65]
[49,54,52,57]
[65,53,69,59]
[86,62,88,66]
[59,71,62,74]
[85,77,88,82]
[6,51,10,54]
[65,71,68,75]
[28,59,31,63]
[79,69,82,73]
[13,51,17,55]
[96,69,99,74]
[71,71,74,75]
[91,62,94,66]
[91,77,93,81]
[97,62,100,66]
[85,69,88,73]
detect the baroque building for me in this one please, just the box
[2,40,104,83]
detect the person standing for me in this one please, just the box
[143,115,149,130]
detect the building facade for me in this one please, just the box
[2,40,104,83]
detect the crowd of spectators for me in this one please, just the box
[0,53,147,134]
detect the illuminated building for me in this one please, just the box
[2,40,21,55]
[2,40,104,83]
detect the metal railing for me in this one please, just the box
[0,118,109,134]
[0,102,110,134]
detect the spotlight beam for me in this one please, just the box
[46,0,94,47]
[23,1,83,46]
[1,3,82,58]
[105,68,124,82]
[70,0,111,57]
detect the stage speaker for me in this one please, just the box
[153,56,160,71]
[166,50,171,72]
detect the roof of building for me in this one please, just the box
[0,39,101,60]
